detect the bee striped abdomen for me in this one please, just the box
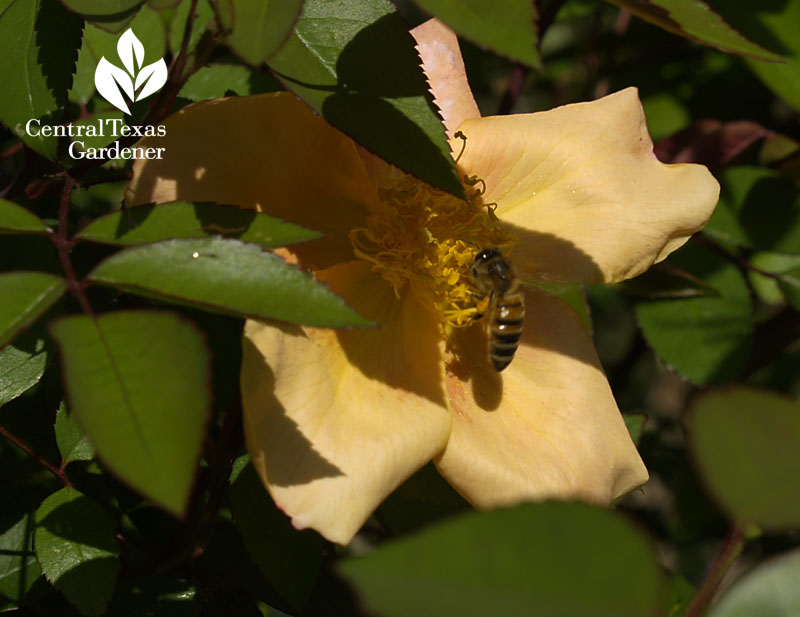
[490,290,525,371]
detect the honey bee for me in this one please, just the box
[471,247,525,372]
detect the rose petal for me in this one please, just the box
[412,18,481,139]
[454,88,720,283]
[126,92,380,267]
[241,261,451,544]
[437,289,648,507]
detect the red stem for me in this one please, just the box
[52,177,94,317]
[0,422,73,487]
[683,527,746,617]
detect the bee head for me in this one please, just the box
[473,247,502,267]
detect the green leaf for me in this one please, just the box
[0,514,42,610]
[88,237,373,327]
[0,330,51,408]
[708,548,800,617]
[747,252,800,309]
[636,243,752,385]
[229,456,323,611]
[707,0,800,113]
[666,575,695,617]
[618,263,720,299]
[604,0,782,61]
[0,0,84,159]
[226,0,304,65]
[412,0,540,68]
[34,488,120,616]
[60,0,143,15]
[0,272,67,350]
[76,201,321,248]
[0,199,51,234]
[105,576,203,617]
[624,412,647,446]
[526,280,591,334]
[168,0,214,56]
[705,166,800,254]
[55,401,95,466]
[377,463,469,536]
[179,63,283,100]
[70,5,165,103]
[267,0,464,198]
[688,387,800,529]
[48,311,211,516]
[339,502,663,617]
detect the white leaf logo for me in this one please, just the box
[94,29,168,115]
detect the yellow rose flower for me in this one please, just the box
[126,19,719,544]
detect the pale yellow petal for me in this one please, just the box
[412,18,480,139]
[437,289,648,506]
[454,88,720,283]
[126,92,379,267]
[241,261,450,544]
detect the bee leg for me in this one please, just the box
[469,292,491,321]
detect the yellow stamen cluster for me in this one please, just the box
[349,167,516,328]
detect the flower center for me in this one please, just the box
[349,167,516,328]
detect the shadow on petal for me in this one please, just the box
[446,323,503,412]
[440,291,648,507]
[242,334,344,487]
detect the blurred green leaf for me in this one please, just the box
[60,0,143,15]
[604,0,782,61]
[55,402,95,467]
[168,0,214,56]
[748,252,800,309]
[105,577,203,617]
[0,514,42,610]
[711,0,800,112]
[34,488,120,616]
[76,202,321,248]
[179,63,283,100]
[666,575,695,617]
[0,330,51,408]
[705,166,800,254]
[412,0,540,68]
[0,0,83,159]
[619,263,720,299]
[377,463,469,536]
[624,412,647,446]
[49,311,211,516]
[688,387,800,529]
[642,92,690,142]
[0,272,67,349]
[267,0,464,198]
[0,199,51,234]
[708,547,800,617]
[636,244,752,385]
[340,502,663,617]
[526,281,591,334]
[226,0,304,65]
[229,456,323,611]
[88,237,373,326]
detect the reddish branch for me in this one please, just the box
[0,423,73,487]
[51,177,94,317]
[683,527,746,617]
